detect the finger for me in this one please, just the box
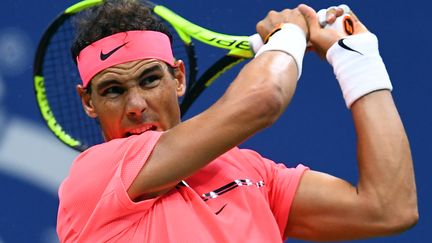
[334,7,345,18]
[326,7,338,24]
[317,8,328,27]
[327,5,349,24]
[256,10,282,39]
[338,4,351,15]
[298,4,320,32]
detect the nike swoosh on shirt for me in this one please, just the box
[338,38,363,55]
[215,203,228,215]
[100,42,128,61]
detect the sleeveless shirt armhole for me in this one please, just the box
[114,131,163,210]
[278,164,309,239]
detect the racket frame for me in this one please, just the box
[33,0,255,151]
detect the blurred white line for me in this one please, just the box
[0,117,78,195]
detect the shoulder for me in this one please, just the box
[225,148,308,183]
[214,148,281,180]
[66,131,163,181]
[225,148,281,173]
[78,131,163,160]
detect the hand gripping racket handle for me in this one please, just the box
[318,4,354,36]
[249,4,355,55]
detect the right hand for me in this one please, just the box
[298,4,368,58]
[256,7,309,42]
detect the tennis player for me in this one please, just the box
[57,0,418,242]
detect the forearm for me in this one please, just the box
[352,90,418,233]
[168,52,299,171]
[285,91,418,241]
[151,31,304,182]
[285,5,418,240]
[223,51,299,120]
[129,8,308,201]
[324,28,418,230]
[168,51,299,173]
[129,52,299,199]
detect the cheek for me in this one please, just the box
[154,84,182,121]
[95,99,116,115]
[155,80,181,105]
[94,100,122,126]
[153,90,179,115]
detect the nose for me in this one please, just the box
[125,88,148,119]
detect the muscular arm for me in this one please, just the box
[126,8,308,201]
[284,5,418,241]
[128,52,298,199]
[285,91,418,241]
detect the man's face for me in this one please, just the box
[78,59,186,141]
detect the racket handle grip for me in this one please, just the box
[325,14,354,35]
[318,4,354,36]
[250,4,355,54]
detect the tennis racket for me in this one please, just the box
[33,0,352,152]
[318,4,354,35]
[33,0,263,151]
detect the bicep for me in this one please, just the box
[284,170,377,241]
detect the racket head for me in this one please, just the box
[33,0,197,151]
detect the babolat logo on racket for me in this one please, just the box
[100,42,129,61]
[343,16,354,35]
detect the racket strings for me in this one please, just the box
[42,17,103,149]
[38,14,196,150]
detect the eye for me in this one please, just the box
[140,75,161,88]
[101,86,125,97]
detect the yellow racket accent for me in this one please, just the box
[154,5,254,58]
[34,75,81,147]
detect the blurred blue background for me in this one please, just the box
[0,0,430,242]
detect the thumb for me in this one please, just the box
[298,4,321,34]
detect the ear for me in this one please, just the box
[173,60,186,97]
[76,84,98,118]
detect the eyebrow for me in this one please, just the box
[95,79,120,92]
[137,64,164,80]
[95,64,164,91]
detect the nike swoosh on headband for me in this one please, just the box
[100,42,129,61]
[338,38,363,55]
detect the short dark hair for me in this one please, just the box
[71,0,176,93]
[71,0,173,60]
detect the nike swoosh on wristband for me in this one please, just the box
[100,42,129,61]
[338,38,363,55]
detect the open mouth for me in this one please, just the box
[124,124,158,137]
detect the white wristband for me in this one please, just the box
[255,23,307,80]
[326,32,393,108]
